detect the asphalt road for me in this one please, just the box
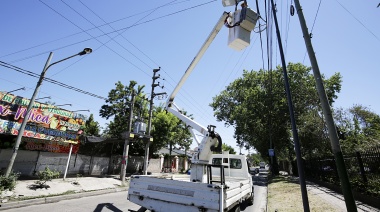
[3,191,140,212]
[5,170,268,212]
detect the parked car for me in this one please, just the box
[260,162,266,169]
[253,168,259,174]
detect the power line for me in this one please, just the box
[334,0,380,43]
[78,0,177,69]
[303,0,322,64]
[39,0,152,78]
[0,61,106,100]
[7,0,218,65]
[0,3,179,60]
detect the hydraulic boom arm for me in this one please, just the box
[165,12,228,182]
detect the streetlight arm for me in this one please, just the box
[46,48,92,71]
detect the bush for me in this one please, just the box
[35,167,60,188]
[0,171,20,192]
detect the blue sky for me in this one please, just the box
[1,1,379,154]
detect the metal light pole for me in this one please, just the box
[293,1,357,211]
[5,48,92,177]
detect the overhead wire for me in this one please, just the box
[5,0,216,121]
[334,0,380,43]
[7,0,218,65]
[302,0,322,64]
[3,1,240,131]
[284,0,292,56]
[77,0,168,69]
[0,61,106,100]
[59,0,175,73]
[39,0,151,77]
[0,77,100,113]
[76,0,218,125]
[256,0,266,70]
[5,0,223,126]
[0,3,183,60]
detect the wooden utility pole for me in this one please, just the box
[144,68,166,175]
[293,1,357,211]
[120,89,135,184]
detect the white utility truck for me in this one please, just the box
[128,1,258,211]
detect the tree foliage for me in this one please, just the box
[100,81,147,138]
[78,114,103,156]
[150,106,192,157]
[97,81,193,157]
[334,104,380,152]
[210,63,342,163]
[84,114,100,136]
[221,143,236,154]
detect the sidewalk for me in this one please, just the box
[0,175,128,211]
[267,173,380,212]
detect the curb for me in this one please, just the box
[0,187,128,211]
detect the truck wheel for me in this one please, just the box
[230,205,240,212]
[247,191,254,206]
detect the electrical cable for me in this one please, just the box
[334,0,380,43]
[0,61,106,100]
[59,0,172,72]
[284,0,292,56]
[256,0,266,70]
[40,0,151,78]
[303,0,322,64]
[0,2,184,60]
[6,0,218,65]
[77,0,176,69]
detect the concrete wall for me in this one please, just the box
[0,149,109,177]
[0,149,38,175]
[147,158,161,173]
[0,149,189,177]
[89,156,109,175]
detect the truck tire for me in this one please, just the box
[230,205,240,212]
[247,190,254,206]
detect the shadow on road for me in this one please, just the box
[93,203,123,212]
[252,171,268,186]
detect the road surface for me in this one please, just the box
[5,170,268,212]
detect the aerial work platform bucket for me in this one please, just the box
[227,8,258,51]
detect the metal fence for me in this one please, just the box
[304,146,380,197]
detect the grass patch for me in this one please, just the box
[267,175,340,212]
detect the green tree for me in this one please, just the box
[210,63,342,170]
[222,143,236,154]
[99,81,149,156]
[100,81,145,137]
[248,153,264,166]
[150,106,192,157]
[334,104,380,152]
[84,114,100,136]
[78,114,103,156]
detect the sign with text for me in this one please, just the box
[268,149,274,157]
[0,91,86,145]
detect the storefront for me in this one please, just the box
[0,91,86,153]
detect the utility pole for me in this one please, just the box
[120,89,135,185]
[270,0,310,211]
[293,1,357,211]
[5,48,92,177]
[143,68,166,175]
